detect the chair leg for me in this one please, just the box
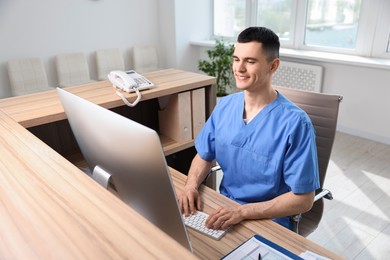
[290,214,301,233]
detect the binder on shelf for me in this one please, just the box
[191,88,206,139]
[158,91,192,142]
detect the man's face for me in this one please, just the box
[232,41,277,92]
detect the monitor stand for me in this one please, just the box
[92,165,111,189]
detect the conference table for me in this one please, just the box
[0,69,341,259]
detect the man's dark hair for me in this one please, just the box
[237,27,280,61]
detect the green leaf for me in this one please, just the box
[198,40,235,96]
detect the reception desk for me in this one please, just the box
[0,69,341,259]
[0,108,195,259]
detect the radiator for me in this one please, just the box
[272,61,323,92]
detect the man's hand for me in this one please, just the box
[178,185,202,216]
[205,206,245,230]
[178,153,212,216]
[204,191,316,230]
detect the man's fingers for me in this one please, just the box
[188,196,196,214]
[182,193,198,216]
[205,207,232,230]
[205,210,221,229]
[181,197,190,216]
[196,196,202,211]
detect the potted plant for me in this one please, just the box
[198,40,235,97]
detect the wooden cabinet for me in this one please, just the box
[0,69,216,173]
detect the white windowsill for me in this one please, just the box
[190,40,390,70]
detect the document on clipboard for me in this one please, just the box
[222,235,302,260]
[222,235,330,260]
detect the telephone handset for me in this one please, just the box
[108,70,154,107]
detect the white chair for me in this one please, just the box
[56,52,95,88]
[96,48,125,81]
[7,58,52,96]
[132,45,159,73]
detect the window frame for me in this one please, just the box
[212,0,390,59]
[370,0,390,58]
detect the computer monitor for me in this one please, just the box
[57,88,192,252]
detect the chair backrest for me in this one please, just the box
[132,45,159,73]
[7,58,51,96]
[56,52,93,88]
[276,86,342,236]
[96,48,125,81]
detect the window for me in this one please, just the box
[256,0,295,42]
[213,0,390,58]
[213,0,246,38]
[304,0,361,49]
[214,0,295,42]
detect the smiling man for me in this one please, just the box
[178,27,319,231]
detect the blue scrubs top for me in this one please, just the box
[195,91,320,229]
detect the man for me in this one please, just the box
[178,27,319,230]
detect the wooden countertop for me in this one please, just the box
[0,69,216,128]
[0,108,196,259]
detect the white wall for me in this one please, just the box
[174,1,211,71]
[320,62,390,144]
[157,0,211,71]
[0,0,159,97]
[278,57,390,144]
[156,0,176,70]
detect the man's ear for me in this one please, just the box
[270,59,280,73]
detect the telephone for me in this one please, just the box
[108,70,154,107]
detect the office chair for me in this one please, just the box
[7,58,53,96]
[56,52,96,88]
[96,48,125,81]
[276,86,342,237]
[205,87,342,237]
[132,45,159,73]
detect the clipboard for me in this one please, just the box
[222,234,304,260]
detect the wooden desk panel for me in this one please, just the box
[169,168,342,260]
[0,69,216,158]
[0,69,216,128]
[0,109,196,259]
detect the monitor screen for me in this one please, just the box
[57,88,192,252]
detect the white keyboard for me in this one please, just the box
[183,211,229,240]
